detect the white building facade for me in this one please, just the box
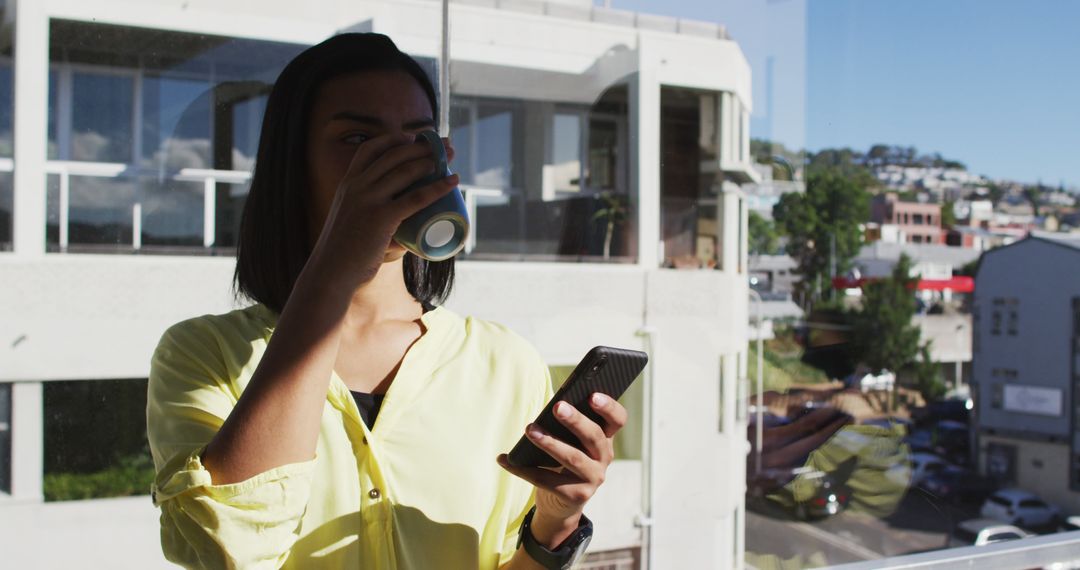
[0,0,753,568]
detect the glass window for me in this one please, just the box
[552,112,582,193]
[474,105,516,189]
[41,20,302,253]
[140,75,212,170]
[458,88,632,262]
[43,379,151,501]
[449,104,473,182]
[0,61,12,158]
[70,71,134,163]
[140,178,205,248]
[0,172,11,250]
[0,382,10,494]
[661,87,723,269]
[587,119,617,190]
[66,176,136,249]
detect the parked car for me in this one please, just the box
[922,466,997,504]
[910,452,950,487]
[767,469,850,521]
[949,518,1031,547]
[980,489,1062,529]
[904,429,934,454]
[1060,515,1080,531]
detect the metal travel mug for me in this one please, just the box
[393,131,470,261]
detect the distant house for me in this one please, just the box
[870,192,944,244]
[972,235,1080,514]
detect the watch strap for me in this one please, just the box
[517,506,594,570]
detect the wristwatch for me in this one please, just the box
[517,506,593,570]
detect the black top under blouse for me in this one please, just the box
[350,391,386,429]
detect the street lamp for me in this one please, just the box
[955,322,967,393]
[749,289,764,475]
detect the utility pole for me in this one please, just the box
[828,234,836,300]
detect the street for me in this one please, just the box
[746,490,973,568]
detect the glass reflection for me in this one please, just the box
[70,72,134,163]
[42,20,300,251]
[455,86,632,262]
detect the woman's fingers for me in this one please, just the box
[391,175,458,220]
[496,455,597,505]
[551,401,611,461]
[588,393,627,438]
[341,132,412,183]
[524,422,605,483]
[359,138,438,190]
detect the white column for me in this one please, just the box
[12,2,50,257]
[630,52,661,268]
[10,382,44,502]
[203,178,216,248]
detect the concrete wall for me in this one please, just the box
[0,257,748,568]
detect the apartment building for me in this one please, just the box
[870,192,944,245]
[972,235,1080,515]
[0,0,753,568]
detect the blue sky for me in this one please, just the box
[608,0,1080,186]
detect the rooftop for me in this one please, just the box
[858,241,982,267]
[1030,230,1080,251]
[447,0,730,40]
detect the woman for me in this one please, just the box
[147,33,626,569]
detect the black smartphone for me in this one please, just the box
[507,346,649,468]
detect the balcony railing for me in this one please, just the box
[0,158,506,255]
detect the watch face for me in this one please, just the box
[565,534,592,568]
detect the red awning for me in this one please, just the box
[832,276,974,293]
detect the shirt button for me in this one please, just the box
[362,436,368,445]
[369,488,381,500]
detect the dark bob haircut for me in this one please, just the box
[234,33,454,314]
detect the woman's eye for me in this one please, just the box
[342,133,369,145]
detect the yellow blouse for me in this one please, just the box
[147,304,553,569]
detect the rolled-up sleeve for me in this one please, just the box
[147,320,316,570]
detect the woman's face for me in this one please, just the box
[305,69,437,259]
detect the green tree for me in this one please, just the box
[748,211,778,256]
[1023,184,1042,217]
[773,168,870,307]
[850,254,921,373]
[987,182,1007,207]
[911,343,947,402]
[940,199,957,228]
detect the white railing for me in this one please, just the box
[0,159,505,254]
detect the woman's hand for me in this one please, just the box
[497,393,628,547]
[308,133,458,290]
